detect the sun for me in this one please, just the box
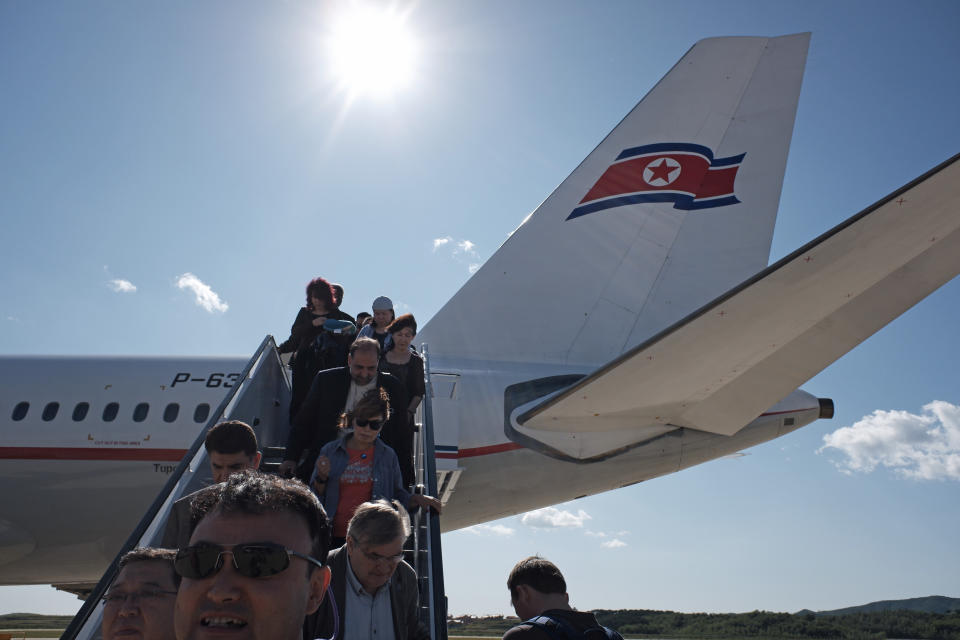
[326,5,418,98]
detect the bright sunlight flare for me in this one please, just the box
[327,5,418,98]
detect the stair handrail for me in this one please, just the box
[417,343,448,640]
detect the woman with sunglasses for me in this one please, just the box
[310,388,441,548]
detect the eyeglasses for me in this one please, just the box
[101,589,178,606]
[174,542,323,580]
[350,538,404,565]
[360,548,404,565]
[354,417,384,430]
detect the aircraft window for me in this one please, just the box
[194,403,210,424]
[12,402,29,421]
[133,403,149,423]
[42,402,60,422]
[103,402,119,422]
[163,403,180,423]
[72,402,90,422]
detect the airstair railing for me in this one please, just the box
[60,335,287,640]
[413,343,449,640]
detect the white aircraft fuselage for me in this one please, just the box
[0,356,245,585]
[0,353,822,587]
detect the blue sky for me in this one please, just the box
[2,0,959,618]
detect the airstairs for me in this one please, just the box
[60,336,450,640]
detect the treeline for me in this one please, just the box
[593,609,960,639]
[447,609,960,639]
[0,612,75,630]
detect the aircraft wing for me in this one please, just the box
[519,152,960,437]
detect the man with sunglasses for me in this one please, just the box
[102,547,179,640]
[317,499,429,640]
[281,337,407,483]
[161,420,262,549]
[173,470,332,640]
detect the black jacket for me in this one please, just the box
[308,545,429,640]
[284,367,407,475]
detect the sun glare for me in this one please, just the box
[327,6,418,98]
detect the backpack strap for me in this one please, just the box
[523,614,621,640]
[523,615,575,640]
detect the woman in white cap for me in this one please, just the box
[356,295,395,353]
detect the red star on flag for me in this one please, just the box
[646,158,678,183]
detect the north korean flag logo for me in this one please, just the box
[567,143,745,221]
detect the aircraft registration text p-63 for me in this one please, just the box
[170,372,241,388]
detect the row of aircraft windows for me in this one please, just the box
[9,401,211,424]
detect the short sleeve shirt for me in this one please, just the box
[332,446,375,537]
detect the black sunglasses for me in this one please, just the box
[174,542,323,580]
[354,417,384,430]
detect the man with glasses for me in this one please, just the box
[102,547,179,640]
[280,337,407,482]
[173,470,332,640]
[318,499,429,640]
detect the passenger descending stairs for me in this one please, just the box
[60,335,451,640]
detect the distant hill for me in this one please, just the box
[0,612,74,630]
[451,599,960,639]
[797,595,960,616]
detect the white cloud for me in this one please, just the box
[108,279,137,293]
[585,530,607,538]
[432,235,482,274]
[521,507,591,529]
[601,539,627,549]
[819,401,960,481]
[176,273,229,314]
[463,524,515,537]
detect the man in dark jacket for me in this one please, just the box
[311,499,428,640]
[503,556,623,640]
[280,338,406,482]
[160,420,261,549]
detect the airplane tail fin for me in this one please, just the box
[420,34,809,366]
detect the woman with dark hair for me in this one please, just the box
[378,313,424,488]
[355,295,395,353]
[279,277,356,422]
[310,388,440,548]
